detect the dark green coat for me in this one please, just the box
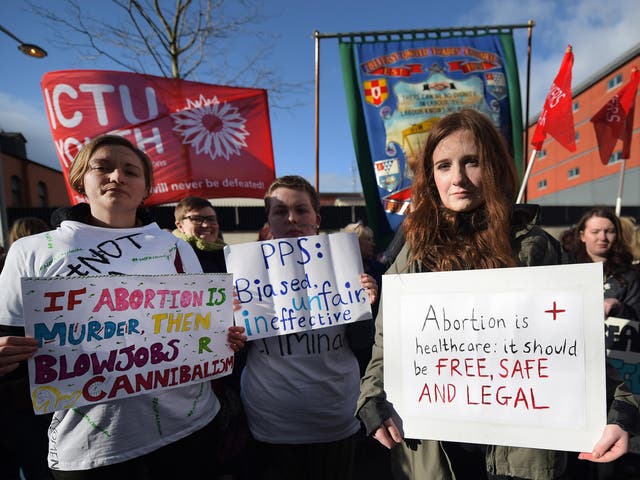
[357,207,638,480]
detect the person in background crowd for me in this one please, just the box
[558,225,577,261]
[573,209,640,478]
[619,215,640,263]
[241,175,378,480]
[174,196,226,273]
[257,222,273,241]
[0,134,246,479]
[342,221,393,480]
[341,221,386,374]
[0,217,50,272]
[0,216,52,480]
[574,207,640,321]
[173,195,252,480]
[357,110,638,480]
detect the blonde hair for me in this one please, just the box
[8,217,50,245]
[620,216,640,261]
[342,221,373,240]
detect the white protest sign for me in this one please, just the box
[22,273,233,414]
[383,262,606,452]
[224,233,372,340]
[605,316,640,453]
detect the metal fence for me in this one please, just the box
[7,205,370,233]
[7,204,640,236]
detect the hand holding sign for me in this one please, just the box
[578,424,629,463]
[0,336,38,376]
[224,233,373,340]
[23,273,234,414]
[383,262,607,453]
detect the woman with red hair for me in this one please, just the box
[357,110,637,480]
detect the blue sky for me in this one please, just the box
[1,0,638,193]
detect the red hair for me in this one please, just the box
[404,109,518,271]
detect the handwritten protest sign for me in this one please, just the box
[383,262,606,452]
[606,316,640,453]
[22,274,233,414]
[224,233,372,340]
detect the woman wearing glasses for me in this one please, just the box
[174,196,226,273]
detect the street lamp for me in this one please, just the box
[0,24,47,58]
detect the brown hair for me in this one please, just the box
[8,217,50,245]
[404,109,518,271]
[264,175,320,214]
[68,135,154,196]
[174,196,215,222]
[574,207,633,275]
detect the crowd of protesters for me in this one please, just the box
[0,111,638,480]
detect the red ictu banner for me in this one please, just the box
[41,70,275,205]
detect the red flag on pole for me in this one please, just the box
[591,66,639,165]
[531,45,576,152]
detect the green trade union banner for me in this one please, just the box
[340,31,523,240]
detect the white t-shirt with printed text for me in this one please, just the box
[0,221,220,470]
[241,325,361,443]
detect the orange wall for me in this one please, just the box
[525,58,640,201]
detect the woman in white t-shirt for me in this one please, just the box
[0,134,246,479]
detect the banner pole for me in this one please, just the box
[615,159,626,216]
[314,31,321,193]
[522,20,534,202]
[314,23,533,40]
[516,149,538,203]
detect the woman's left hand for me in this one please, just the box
[603,298,621,318]
[578,424,628,463]
[360,273,378,305]
[227,326,247,352]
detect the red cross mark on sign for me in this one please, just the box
[544,301,566,320]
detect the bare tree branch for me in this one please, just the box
[26,0,307,109]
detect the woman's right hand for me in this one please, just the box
[373,417,403,449]
[0,336,38,376]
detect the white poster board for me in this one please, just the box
[22,273,233,414]
[224,233,372,340]
[383,262,606,452]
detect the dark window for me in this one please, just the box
[10,175,21,206]
[568,167,580,179]
[37,181,48,207]
[607,73,623,90]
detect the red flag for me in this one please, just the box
[41,70,275,205]
[531,46,576,152]
[591,66,639,164]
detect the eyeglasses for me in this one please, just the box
[183,215,217,225]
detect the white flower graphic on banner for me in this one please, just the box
[171,94,249,160]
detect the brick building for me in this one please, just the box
[0,132,69,208]
[525,43,640,206]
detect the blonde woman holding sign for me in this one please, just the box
[0,135,246,479]
[357,110,638,480]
